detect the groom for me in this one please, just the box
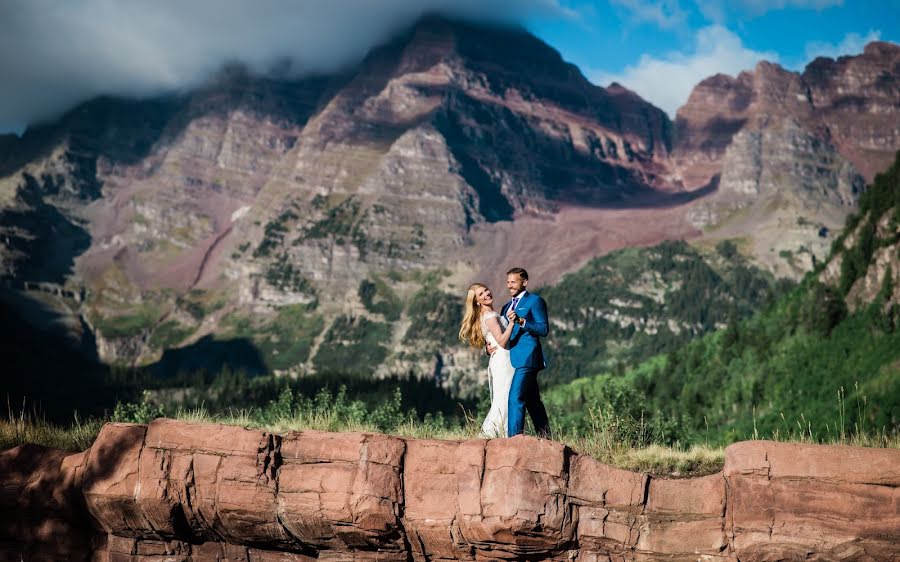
[501,267,552,438]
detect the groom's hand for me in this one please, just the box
[485,342,497,356]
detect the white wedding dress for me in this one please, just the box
[480,311,515,438]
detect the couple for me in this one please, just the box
[458,267,551,439]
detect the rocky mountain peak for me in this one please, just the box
[800,40,900,180]
[675,41,900,187]
[674,41,900,278]
[1,20,898,379]
[387,16,673,155]
[864,40,900,57]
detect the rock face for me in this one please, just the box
[675,43,900,277]
[688,118,865,277]
[803,42,900,181]
[674,44,900,190]
[0,16,899,381]
[0,16,678,378]
[2,419,899,561]
[0,444,94,560]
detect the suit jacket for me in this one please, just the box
[501,292,549,370]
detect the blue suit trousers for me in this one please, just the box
[507,366,551,438]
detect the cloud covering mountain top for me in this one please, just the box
[0,0,566,131]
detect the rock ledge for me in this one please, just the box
[1,419,898,561]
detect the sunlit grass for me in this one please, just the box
[3,409,895,477]
[0,410,724,475]
[3,385,897,477]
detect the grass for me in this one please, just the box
[0,408,722,475]
[92,304,162,338]
[1,413,103,453]
[217,305,324,371]
[4,392,897,477]
[148,320,194,350]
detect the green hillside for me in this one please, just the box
[547,151,900,444]
[540,239,792,386]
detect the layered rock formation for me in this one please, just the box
[0,15,898,382]
[674,42,900,276]
[2,419,898,561]
[674,43,900,190]
[0,16,680,378]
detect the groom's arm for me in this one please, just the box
[522,296,549,337]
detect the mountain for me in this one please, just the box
[1,15,899,392]
[675,43,900,277]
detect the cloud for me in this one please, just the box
[738,0,843,15]
[804,30,881,62]
[610,0,688,29]
[695,0,842,21]
[591,25,777,116]
[0,0,570,131]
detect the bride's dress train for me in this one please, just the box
[479,311,515,438]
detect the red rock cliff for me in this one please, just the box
[1,419,898,561]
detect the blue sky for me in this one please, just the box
[525,0,900,115]
[1,0,897,134]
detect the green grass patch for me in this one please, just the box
[256,305,324,370]
[92,304,161,338]
[313,316,392,376]
[1,415,104,452]
[218,305,324,371]
[148,320,194,350]
[359,277,402,321]
[6,390,897,476]
[179,289,227,321]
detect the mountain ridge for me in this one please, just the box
[1,15,899,385]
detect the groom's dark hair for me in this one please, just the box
[507,267,528,280]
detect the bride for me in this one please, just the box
[458,283,516,438]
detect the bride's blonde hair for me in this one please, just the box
[459,283,488,349]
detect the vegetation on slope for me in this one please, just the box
[547,151,900,444]
[540,239,793,385]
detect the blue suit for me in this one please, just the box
[501,292,551,437]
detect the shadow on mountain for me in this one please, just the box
[0,96,181,179]
[147,335,268,379]
[2,196,92,286]
[0,292,127,423]
[435,106,514,223]
[577,174,721,210]
[432,88,704,213]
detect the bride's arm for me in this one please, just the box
[486,315,514,348]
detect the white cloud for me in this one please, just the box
[0,0,571,130]
[738,0,843,15]
[695,0,842,21]
[804,30,881,62]
[591,25,777,117]
[611,0,688,29]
